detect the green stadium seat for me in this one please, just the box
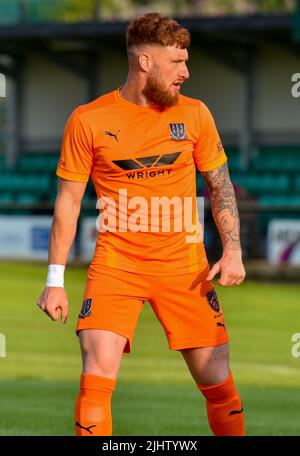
[259,195,284,206]
[0,174,13,191]
[252,154,300,172]
[231,173,290,195]
[283,156,300,171]
[259,145,300,155]
[225,146,241,172]
[25,174,50,192]
[18,153,59,172]
[259,195,300,207]
[251,145,300,172]
[290,195,300,205]
[17,0,62,23]
[227,155,241,172]
[16,193,40,205]
[196,172,205,192]
[294,176,300,192]
[0,173,50,193]
[0,1,21,25]
[0,192,14,204]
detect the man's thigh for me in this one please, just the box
[76,265,151,355]
[149,266,229,351]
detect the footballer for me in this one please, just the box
[37,13,246,436]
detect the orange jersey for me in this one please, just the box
[57,88,227,275]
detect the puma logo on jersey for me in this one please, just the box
[104,130,120,142]
[75,421,97,434]
[216,322,226,329]
[229,407,244,416]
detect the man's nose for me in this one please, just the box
[180,64,189,80]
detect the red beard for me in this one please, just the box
[142,71,179,110]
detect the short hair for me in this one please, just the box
[126,12,190,49]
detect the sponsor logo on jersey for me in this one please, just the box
[206,289,220,313]
[112,151,181,179]
[169,123,187,141]
[79,298,92,318]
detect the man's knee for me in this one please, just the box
[180,343,230,386]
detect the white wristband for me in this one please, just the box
[46,264,65,288]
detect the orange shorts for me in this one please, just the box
[76,264,229,354]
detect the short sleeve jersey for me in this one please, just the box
[57,88,227,275]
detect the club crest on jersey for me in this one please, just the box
[206,289,220,313]
[79,298,92,318]
[169,123,187,141]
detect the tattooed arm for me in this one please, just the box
[201,162,240,252]
[201,162,246,286]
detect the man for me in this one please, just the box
[37,12,246,436]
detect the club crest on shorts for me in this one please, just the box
[79,298,92,318]
[169,123,187,141]
[206,289,220,313]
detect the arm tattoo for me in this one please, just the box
[201,162,241,252]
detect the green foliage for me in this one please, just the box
[251,0,296,12]
[3,0,296,24]
[26,0,95,22]
[127,0,296,14]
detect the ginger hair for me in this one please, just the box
[127,12,190,50]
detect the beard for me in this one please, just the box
[142,70,179,110]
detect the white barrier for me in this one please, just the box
[0,215,74,260]
[0,216,52,259]
[267,219,300,265]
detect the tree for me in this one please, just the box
[16,0,298,24]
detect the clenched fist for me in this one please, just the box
[37,287,69,324]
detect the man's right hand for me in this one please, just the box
[37,287,69,324]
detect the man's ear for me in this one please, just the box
[139,52,152,72]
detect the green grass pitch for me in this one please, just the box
[0,261,300,436]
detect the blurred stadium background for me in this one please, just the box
[0,0,300,436]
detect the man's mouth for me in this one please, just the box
[173,82,182,91]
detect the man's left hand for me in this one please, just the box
[206,250,246,286]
